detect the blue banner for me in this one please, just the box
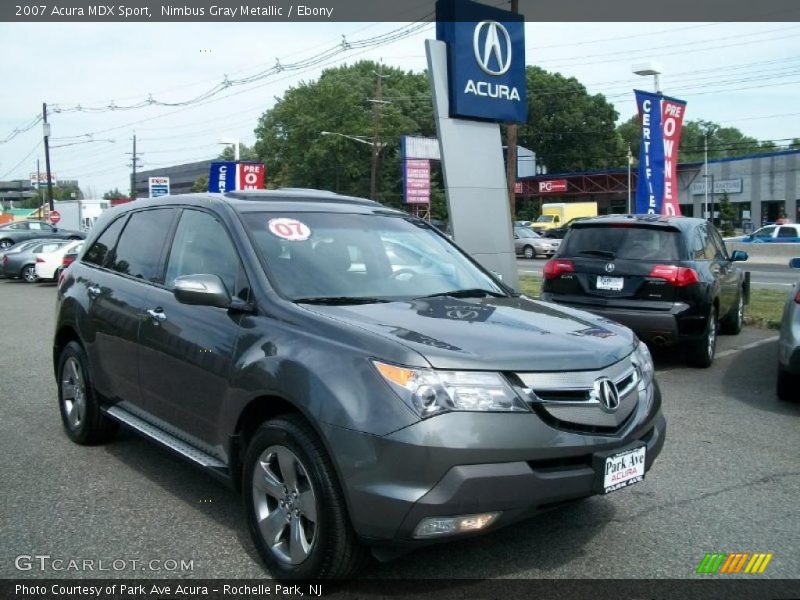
[208,161,237,193]
[634,90,665,214]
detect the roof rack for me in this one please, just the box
[223,189,378,206]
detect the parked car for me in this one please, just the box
[0,220,85,249]
[35,240,83,282]
[0,238,54,279]
[1,239,69,282]
[737,223,800,243]
[541,215,749,367]
[514,227,561,259]
[777,257,800,401]
[60,242,83,274]
[54,190,665,579]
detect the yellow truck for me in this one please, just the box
[531,202,598,233]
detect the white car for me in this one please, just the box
[34,240,83,281]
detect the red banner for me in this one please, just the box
[538,179,568,193]
[660,99,686,216]
[237,163,265,190]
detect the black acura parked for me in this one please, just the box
[541,215,749,367]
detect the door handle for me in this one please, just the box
[87,285,101,298]
[146,308,167,323]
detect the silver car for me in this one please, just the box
[514,226,561,259]
[1,239,68,282]
[777,257,800,401]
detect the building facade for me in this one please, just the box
[134,160,213,198]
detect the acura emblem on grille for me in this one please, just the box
[605,263,615,273]
[592,377,620,412]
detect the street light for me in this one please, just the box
[320,131,383,148]
[218,137,240,161]
[321,131,388,200]
[632,61,663,94]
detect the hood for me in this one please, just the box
[302,295,636,371]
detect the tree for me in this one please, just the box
[102,188,127,201]
[253,61,434,207]
[191,175,208,193]
[517,66,625,173]
[218,143,259,161]
[717,192,736,236]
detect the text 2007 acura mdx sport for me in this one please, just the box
[53,190,666,579]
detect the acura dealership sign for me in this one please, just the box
[436,0,526,123]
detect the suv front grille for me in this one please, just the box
[514,357,641,432]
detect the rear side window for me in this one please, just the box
[83,216,127,267]
[562,226,683,261]
[111,209,176,282]
[777,226,798,238]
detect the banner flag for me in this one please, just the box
[634,90,686,215]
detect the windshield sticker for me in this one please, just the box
[268,218,311,241]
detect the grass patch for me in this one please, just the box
[517,274,788,330]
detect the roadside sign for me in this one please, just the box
[148,176,170,198]
[209,162,266,192]
[538,179,568,193]
[49,210,61,224]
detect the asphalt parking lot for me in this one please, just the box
[1,280,798,580]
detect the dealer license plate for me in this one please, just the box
[596,276,624,291]
[601,446,646,494]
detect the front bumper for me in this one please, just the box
[323,382,666,545]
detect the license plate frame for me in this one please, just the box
[596,275,624,291]
[592,444,646,494]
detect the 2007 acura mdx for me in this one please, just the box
[53,190,666,579]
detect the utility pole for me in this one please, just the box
[42,103,54,212]
[369,62,389,201]
[703,133,709,221]
[505,0,519,222]
[126,133,142,199]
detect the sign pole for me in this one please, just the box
[42,103,55,213]
[505,0,519,223]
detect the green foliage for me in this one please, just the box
[718,192,737,236]
[218,143,259,161]
[102,187,127,200]
[192,175,209,193]
[517,66,624,172]
[254,61,434,205]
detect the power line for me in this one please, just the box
[0,141,41,180]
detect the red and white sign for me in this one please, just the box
[405,159,430,204]
[49,210,61,225]
[268,218,310,242]
[30,172,57,187]
[660,99,686,216]
[237,163,265,190]
[538,179,568,193]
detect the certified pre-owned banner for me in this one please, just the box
[634,90,687,215]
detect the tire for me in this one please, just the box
[720,290,744,335]
[243,415,369,580]
[21,264,38,283]
[686,306,717,368]
[523,245,535,259]
[777,366,799,402]
[57,341,118,444]
[0,239,12,250]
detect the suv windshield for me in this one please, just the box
[243,212,505,301]
[561,225,684,261]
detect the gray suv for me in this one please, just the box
[53,190,666,579]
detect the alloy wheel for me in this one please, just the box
[23,266,38,283]
[252,445,318,565]
[61,357,86,430]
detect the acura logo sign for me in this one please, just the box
[605,263,615,273]
[473,21,512,76]
[592,377,620,412]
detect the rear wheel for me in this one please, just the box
[523,245,535,259]
[777,366,799,402]
[57,341,118,444]
[0,239,12,249]
[21,264,38,283]
[243,415,369,579]
[720,290,744,335]
[686,306,717,368]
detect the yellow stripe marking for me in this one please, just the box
[758,554,773,573]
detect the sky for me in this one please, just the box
[1,21,799,197]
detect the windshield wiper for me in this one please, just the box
[577,250,616,259]
[420,288,506,299]
[294,296,392,305]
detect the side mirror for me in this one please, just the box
[730,250,748,262]
[790,257,800,269]
[173,274,232,308]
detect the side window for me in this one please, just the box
[83,216,128,267]
[708,226,728,260]
[753,226,775,239]
[29,222,48,231]
[10,222,27,230]
[693,227,710,260]
[111,209,176,282]
[777,226,797,239]
[164,210,240,295]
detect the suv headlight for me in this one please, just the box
[631,340,654,389]
[373,361,530,418]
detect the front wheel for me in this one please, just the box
[686,307,717,368]
[523,245,535,259]
[21,264,38,283]
[720,291,744,335]
[0,239,12,250]
[243,416,369,579]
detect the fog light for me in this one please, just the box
[413,512,501,538]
